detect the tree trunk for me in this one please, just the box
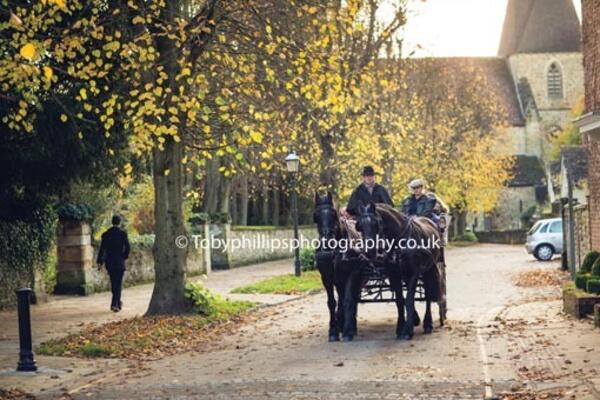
[202,158,220,213]
[219,177,231,214]
[272,184,280,226]
[239,175,248,226]
[251,196,260,225]
[230,181,239,225]
[261,184,269,225]
[456,210,467,237]
[147,139,189,314]
[318,132,337,192]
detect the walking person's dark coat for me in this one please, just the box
[97,220,130,312]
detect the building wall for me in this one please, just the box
[507,52,584,161]
[586,135,600,249]
[489,186,538,230]
[508,52,584,112]
[582,0,600,251]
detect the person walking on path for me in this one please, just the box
[96,215,130,312]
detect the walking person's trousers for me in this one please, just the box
[107,267,125,309]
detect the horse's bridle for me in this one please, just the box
[314,203,341,258]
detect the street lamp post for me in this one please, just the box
[285,151,301,277]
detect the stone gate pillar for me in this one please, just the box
[55,220,93,295]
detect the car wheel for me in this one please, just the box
[534,244,554,261]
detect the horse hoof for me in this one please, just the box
[329,335,339,342]
[342,335,354,342]
[424,326,433,334]
[397,334,413,341]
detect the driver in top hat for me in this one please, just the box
[341,166,394,218]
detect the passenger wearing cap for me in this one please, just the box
[401,179,443,220]
[341,166,394,218]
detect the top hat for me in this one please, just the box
[362,166,376,176]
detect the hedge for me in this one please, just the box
[592,256,600,277]
[575,274,593,291]
[581,251,600,274]
[586,279,600,295]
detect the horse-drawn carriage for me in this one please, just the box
[358,213,449,325]
[313,193,449,341]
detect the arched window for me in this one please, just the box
[547,63,563,99]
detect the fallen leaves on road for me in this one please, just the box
[37,304,255,360]
[500,389,565,400]
[0,388,36,400]
[512,268,568,288]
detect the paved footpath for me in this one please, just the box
[0,258,299,392]
[2,244,600,399]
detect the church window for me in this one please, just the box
[547,63,563,99]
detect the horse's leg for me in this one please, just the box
[399,274,419,340]
[319,264,339,342]
[342,269,358,341]
[423,298,433,334]
[413,307,421,327]
[334,261,346,335]
[351,267,362,337]
[423,266,435,334]
[388,269,405,339]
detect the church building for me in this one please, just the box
[476,0,583,230]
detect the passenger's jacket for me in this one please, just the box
[346,183,394,217]
[401,193,438,218]
[97,226,130,270]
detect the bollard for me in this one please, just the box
[16,288,37,372]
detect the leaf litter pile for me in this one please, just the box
[37,302,255,360]
[0,389,36,400]
[512,268,568,288]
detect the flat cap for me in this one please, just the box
[409,179,424,189]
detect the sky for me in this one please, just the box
[383,0,582,58]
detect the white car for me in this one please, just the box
[525,218,563,261]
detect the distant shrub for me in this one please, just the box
[452,232,478,242]
[56,202,94,222]
[520,205,537,228]
[581,251,600,274]
[586,279,600,295]
[300,247,316,271]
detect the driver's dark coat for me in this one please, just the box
[346,183,394,217]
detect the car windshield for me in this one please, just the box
[528,221,542,235]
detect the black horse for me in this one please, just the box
[356,202,441,340]
[312,192,359,342]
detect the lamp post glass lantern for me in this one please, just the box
[285,152,300,173]
[285,151,301,277]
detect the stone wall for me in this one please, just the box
[476,230,526,245]
[582,0,600,251]
[86,237,206,293]
[55,222,318,293]
[210,225,318,269]
[565,204,592,271]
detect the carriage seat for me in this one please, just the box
[340,217,363,252]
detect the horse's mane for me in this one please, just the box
[375,203,439,242]
[314,196,348,240]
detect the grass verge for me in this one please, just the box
[37,297,255,360]
[230,270,322,295]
